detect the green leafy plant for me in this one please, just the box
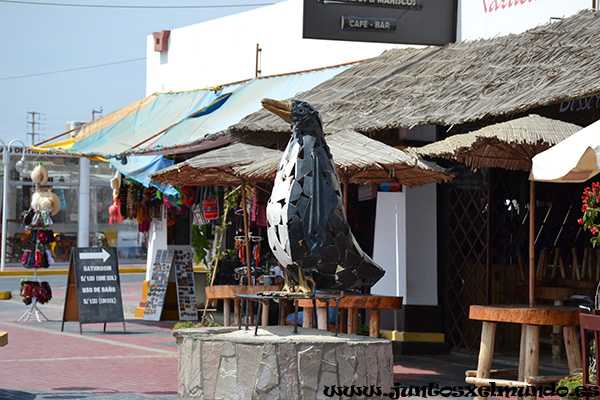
[211,186,242,264]
[173,321,198,330]
[557,371,583,400]
[173,315,224,342]
[191,224,211,266]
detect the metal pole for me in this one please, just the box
[1,140,25,271]
[529,179,536,308]
[241,180,252,286]
[78,157,90,247]
[1,140,6,272]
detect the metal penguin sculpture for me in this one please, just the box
[262,98,385,294]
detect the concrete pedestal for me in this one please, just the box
[174,326,394,400]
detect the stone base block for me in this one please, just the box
[174,326,394,400]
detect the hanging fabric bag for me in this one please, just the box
[202,187,219,220]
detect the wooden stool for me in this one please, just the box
[295,295,403,338]
[204,284,283,326]
[467,305,583,400]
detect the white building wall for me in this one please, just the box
[146,0,402,94]
[372,185,437,305]
[372,191,406,299]
[458,0,593,41]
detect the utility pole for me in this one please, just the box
[92,107,103,120]
[27,111,41,145]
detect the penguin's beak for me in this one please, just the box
[261,98,292,123]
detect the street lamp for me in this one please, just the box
[1,139,26,271]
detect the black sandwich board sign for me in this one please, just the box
[61,247,126,334]
[143,249,198,321]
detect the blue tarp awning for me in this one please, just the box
[46,64,352,159]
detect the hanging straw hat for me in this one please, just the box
[30,163,48,186]
[36,191,61,216]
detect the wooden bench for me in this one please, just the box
[294,295,403,338]
[0,331,7,347]
[468,305,583,400]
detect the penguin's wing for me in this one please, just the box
[303,147,338,257]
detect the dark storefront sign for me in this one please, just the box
[303,0,456,45]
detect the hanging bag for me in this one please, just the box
[192,186,209,225]
[202,187,219,220]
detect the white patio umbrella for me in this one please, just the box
[530,118,600,307]
[531,119,600,183]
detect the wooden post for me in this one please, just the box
[347,308,359,335]
[223,299,231,327]
[523,324,540,400]
[475,321,496,400]
[234,298,241,325]
[342,174,349,215]
[563,325,582,374]
[261,300,269,327]
[279,300,289,326]
[369,309,380,338]
[518,324,527,383]
[552,300,564,360]
[303,307,314,328]
[317,306,328,330]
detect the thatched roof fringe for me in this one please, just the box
[407,114,582,171]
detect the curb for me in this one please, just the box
[0,267,146,277]
[6,292,139,315]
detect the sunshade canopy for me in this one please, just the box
[531,118,600,182]
[150,143,282,186]
[235,130,451,187]
[409,115,581,171]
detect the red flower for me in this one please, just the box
[579,218,585,225]
[592,227,598,235]
[583,204,589,212]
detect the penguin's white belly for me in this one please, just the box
[266,141,299,268]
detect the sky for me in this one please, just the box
[0,0,284,146]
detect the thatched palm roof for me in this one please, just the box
[230,10,600,136]
[237,130,451,187]
[150,143,282,186]
[407,115,582,171]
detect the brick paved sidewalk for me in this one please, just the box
[0,299,178,400]
[0,271,574,400]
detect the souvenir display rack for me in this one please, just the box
[18,162,58,323]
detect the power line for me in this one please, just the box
[0,0,274,8]
[0,57,145,81]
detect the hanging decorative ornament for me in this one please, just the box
[110,170,122,202]
[182,186,195,206]
[109,199,124,225]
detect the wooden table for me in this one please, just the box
[467,305,583,400]
[204,284,283,326]
[295,295,403,337]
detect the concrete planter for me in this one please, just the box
[174,326,393,399]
